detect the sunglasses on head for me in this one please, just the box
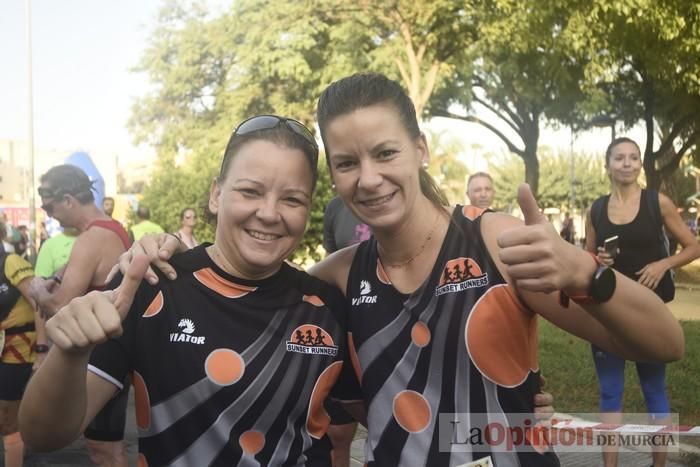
[38,186,63,198]
[220,115,319,175]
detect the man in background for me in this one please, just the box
[129,206,164,241]
[102,196,115,219]
[29,164,131,467]
[465,171,495,209]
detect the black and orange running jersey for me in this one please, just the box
[89,245,347,466]
[342,206,559,467]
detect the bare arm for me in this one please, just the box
[20,256,149,451]
[308,245,358,296]
[649,194,700,265]
[15,277,48,367]
[19,346,117,451]
[483,186,684,363]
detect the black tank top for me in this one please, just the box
[346,206,559,467]
[594,190,662,281]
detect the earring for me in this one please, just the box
[331,183,336,189]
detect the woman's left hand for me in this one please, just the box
[636,259,669,290]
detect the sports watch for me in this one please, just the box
[559,258,616,307]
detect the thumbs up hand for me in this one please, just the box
[46,255,150,353]
[497,184,594,295]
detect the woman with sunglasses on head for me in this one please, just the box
[174,207,199,249]
[20,116,347,466]
[103,74,683,467]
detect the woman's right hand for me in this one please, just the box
[107,233,185,286]
[595,246,615,267]
[48,255,149,353]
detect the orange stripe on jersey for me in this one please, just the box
[466,284,538,387]
[131,371,151,429]
[348,332,362,384]
[143,291,164,317]
[375,260,392,285]
[193,268,257,298]
[393,390,431,433]
[239,430,265,455]
[303,295,325,307]
[462,205,486,220]
[306,361,343,439]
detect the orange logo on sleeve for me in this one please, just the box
[435,257,489,296]
[286,325,338,356]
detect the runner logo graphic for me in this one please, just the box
[360,280,371,295]
[352,279,378,305]
[435,257,489,296]
[169,318,206,344]
[178,318,195,334]
[286,324,338,356]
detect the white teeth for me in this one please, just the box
[363,193,394,206]
[248,230,279,241]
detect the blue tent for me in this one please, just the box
[65,151,106,208]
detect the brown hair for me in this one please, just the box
[317,72,448,208]
[218,125,318,191]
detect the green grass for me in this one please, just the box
[539,320,700,426]
[676,260,700,285]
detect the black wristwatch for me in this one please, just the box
[560,264,616,307]
[34,344,50,354]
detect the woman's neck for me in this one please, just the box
[610,182,641,202]
[180,226,194,235]
[373,199,450,268]
[205,244,280,281]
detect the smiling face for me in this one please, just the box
[323,103,428,230]
[466,175,494,209]
[209,139,313,279]
[607,141,642,186]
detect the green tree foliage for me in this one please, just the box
[424,129,469,205]
[130,0,347,262]
[431,0,590,197]
[490,148,609,213]
[564,0,700,190]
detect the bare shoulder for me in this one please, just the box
[308,244,359,296]
[657,192,677,216]
[480,211,522,235]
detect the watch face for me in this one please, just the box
[592,266,616,303]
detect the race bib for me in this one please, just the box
[456,456,493,467]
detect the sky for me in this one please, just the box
[0,0,172,163]
[0,0,645,175]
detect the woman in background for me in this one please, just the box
[174,207,199,249]
[586,136,700,467]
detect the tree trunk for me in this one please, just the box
[641,75,661,190]
[522,123,541,197]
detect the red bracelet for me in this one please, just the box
[559,252,601,308]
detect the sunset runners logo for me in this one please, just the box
[286,324,338,356]
[435,258,489,296]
